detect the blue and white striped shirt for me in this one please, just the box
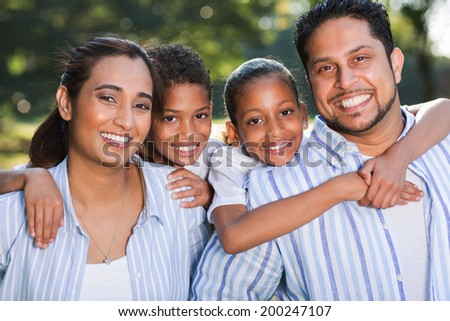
[192,108,450,300]
[0,157,211,300]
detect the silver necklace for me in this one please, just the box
[71,170,129,265]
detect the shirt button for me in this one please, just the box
[397,275,403,282]
[135,272,141,279]
[345,145,352,151]
[383,223,389,230]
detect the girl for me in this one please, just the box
[207,57,450,254]
[0,37,209,300]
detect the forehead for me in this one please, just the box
[164,83,210,111]
[306,17,382,62]
[240,75,293,96]
[87,56,152,89]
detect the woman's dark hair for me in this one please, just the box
[224,57,300,127]
[294,0,394,76]
[29,36,160,168]
[146,43,212,114]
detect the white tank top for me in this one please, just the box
[79,256,133,300]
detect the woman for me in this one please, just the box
[0,36,210,300]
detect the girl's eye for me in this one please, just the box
[248,118,262,125]
[281,109,293,116]
[164,116,176,122]
[195,113,208,119]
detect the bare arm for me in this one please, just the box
[0,168,63,248]
[359,98,450,207]
[212,172,367,254]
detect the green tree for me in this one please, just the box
[0,0,278,121]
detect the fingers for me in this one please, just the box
[26,200,64,249]
[167,168,195,180]
[358,161,374,186]
[398,181,424,204]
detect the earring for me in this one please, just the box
[303,121,308,129]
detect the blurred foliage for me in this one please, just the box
[0,0,448,146]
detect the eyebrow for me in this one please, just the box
[311,45,374,67]
[163,105,210,114]
[94,84,153,101]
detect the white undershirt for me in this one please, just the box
[362,156,429,299]
[79,256,133,300]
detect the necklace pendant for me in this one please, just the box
[104,257,112,265]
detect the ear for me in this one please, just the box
[225,120,240,146]
[390,47,404,85]
[305,75,311,90]
[56,86,72,121]
[299,101,309,129]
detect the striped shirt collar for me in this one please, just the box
[310,106,414,160]
[50,156,163,235]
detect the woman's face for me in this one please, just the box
[63,56,154,167]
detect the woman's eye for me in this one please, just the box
[99,95,116,103]
[134,103,151,110]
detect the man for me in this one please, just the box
[192,0,450,300]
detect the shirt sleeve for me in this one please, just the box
[191,232,283,300]
[207,146,260,222]
[0,192,27,280]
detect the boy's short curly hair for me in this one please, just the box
[146,43,212,108]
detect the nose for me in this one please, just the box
[179,119,195,141]
[334,66,359,89]
[266,118,284,141]
[113,105,133,131]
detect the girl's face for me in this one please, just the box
[229,76,307,166]
[150,83,212,167]
[59,56,153,168]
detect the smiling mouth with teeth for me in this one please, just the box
[263,141,293,154]
[336,94,371,108]
[171,143,200,154]
[101,132,130,146]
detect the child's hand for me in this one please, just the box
[358,157,423,208]
[166,168,213,209]
[24,168,64,249]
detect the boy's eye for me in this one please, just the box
[248,118,262,125]
[164,116,176,122]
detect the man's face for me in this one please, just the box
[305,17,403,135]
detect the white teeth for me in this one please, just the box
[268,141,290,150]
[177,145,196,152]
[101,132,129,143]
[339,94,371,108]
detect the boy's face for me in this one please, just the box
[149,83,212,167]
